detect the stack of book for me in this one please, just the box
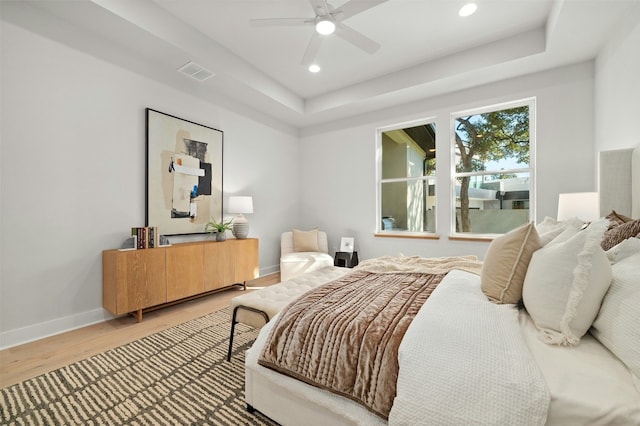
[131,226,158,249]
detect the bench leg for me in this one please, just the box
[227,305,270,361]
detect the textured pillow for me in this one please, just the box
[536,216,583,246]
[535,217,564,245]
[545,217,585,247]
[601,219,640,251]
[591,251,640,379]
[523,219,612,346]
[292,228,320,252]
[605,210,633,229]
[481,222,541,304]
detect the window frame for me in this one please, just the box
[449,98,536,239]
[375,117,438,238]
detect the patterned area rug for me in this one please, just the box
[0,307,278,425]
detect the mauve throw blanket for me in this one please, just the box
[258,269,446,419]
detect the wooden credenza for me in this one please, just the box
[102,238,259,321]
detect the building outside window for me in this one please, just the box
[451,98,535,236]
[376,119,436,235]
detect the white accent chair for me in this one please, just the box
[226,230,336,360]
[279,231,334,282]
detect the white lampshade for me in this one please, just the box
[557,192,600,222]
[228,196,253,214]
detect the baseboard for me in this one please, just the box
[1,267,280,350]
[0,308,113,350]
[260,265,279,276]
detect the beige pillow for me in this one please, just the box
[523,219,612,346]
[481,222,542,304]
[292,228,320,252]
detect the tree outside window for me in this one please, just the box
[452,99,535,235]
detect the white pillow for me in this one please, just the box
[605,237,640,264]
[535,217,564,245]
[591,251,640,380]
[544,217,585,246]
[535,216,584,246]
[523,219,612,346]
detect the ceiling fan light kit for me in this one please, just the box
[250,0,388,68]
[315,18,336,35]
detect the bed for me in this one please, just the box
[244,147,640,425]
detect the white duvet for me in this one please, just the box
[389,270,549,425]
[247,269,551,425]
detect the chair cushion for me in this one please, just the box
[280,252,335,282]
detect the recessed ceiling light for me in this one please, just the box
[315,18,335,35]
[308,64,321,73]
[459,3,478,17]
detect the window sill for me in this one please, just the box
[374,232,440,240]
[448,235,496,242]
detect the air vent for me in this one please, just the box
[177,61,215,82]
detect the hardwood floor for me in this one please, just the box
[0,273,280,389]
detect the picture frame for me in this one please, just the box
[339,237,355,253]
[118,235,137,251]
[146,109,223,235]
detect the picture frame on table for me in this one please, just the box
[340,237,355,253]
[118,235,137,251]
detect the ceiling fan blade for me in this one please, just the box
[301,33,323,66]
[308,0,329,16]
[250,17,313,27]
[335,22,381,54]
[333,0,388,20]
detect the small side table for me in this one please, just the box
[334,251,359,268]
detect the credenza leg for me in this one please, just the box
[136,309,142,323]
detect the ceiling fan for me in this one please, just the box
[250,0,388,67]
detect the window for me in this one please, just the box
[451,99,535,236]
[376,120,436,235]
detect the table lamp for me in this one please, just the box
[228,196,253,239]
[557,192,600,222]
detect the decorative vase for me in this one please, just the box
[216,231,226,242]
[232,217,249,239]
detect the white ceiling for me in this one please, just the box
[5,0,639,130]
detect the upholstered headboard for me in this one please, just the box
[599,146,640,218]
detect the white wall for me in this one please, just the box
[3,5,629,350]
[594,8,640,153]
[0,21,299,348]
[299,62,596,261]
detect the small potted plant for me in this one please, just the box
[205,217,233,242]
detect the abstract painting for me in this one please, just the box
[146,109,223,235]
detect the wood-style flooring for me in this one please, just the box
[0,273,280,389]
